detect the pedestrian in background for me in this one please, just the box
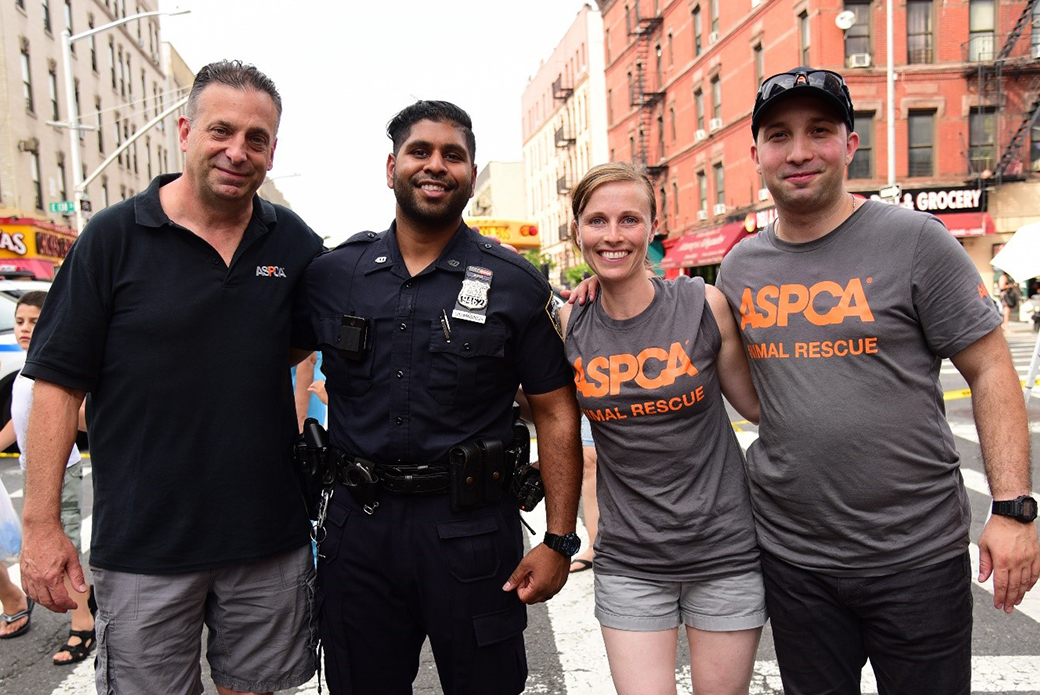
[715,67,1038,695]
[292,99,583,695]
[562,162,763,695]
[999,271,1021,328]
[0,291,94,663]
[19,60,323,695]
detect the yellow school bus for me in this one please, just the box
[465,217,541,250]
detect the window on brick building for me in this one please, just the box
[969,107,996,173]
[693,7,702,56]
[89,18,98,71]
[710,0,719,34]
[48,63,59,120]
[711,76,721,120]
[969,0,995,61]
[754,43,764,85]
[670,105,676,141]
[20,41,34,112]
[844,0,871,61]
[658,110,665,155]
[96,96,104,153]
[607,89,613,124]
[908,111,934,177]
[848,112,874,179]
[57,155,67,202]
[42,0,51,33]
[713,163,725,206]
[660,185,667,226]
[799,12,810,64]
[1032,122,1040,172]
[30,152,42,209]
[695,88,704,131]
[673,182,679,216]
[907,0,933,63]
[697,170,708,213]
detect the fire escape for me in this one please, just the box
[629,10,667,179]
[553,74,576,243]
[967,0,1040,184]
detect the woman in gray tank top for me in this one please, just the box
[560,163,765,695]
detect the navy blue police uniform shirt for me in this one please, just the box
[292,221,571,464]
[23,173,324,573]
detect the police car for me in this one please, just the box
[0,276,53,431]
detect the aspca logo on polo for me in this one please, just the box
[739,278,875,329]
[573,342,699,398]
[255,265,287,278]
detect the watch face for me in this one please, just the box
[1022,497,1038,521]
[559,533,581,556]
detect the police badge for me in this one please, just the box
[452,266,493,324]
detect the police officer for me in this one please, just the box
[292,100,583,695]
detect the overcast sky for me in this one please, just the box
[158,0,593,244]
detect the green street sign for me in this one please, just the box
[48,201,76,213]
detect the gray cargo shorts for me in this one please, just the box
[92,544,316,695]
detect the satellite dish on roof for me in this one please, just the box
[835,10,857,31]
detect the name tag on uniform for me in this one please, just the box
[452,266,493,324]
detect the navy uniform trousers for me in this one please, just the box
[317,484,528,695]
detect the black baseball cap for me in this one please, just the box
[751,67,854,138]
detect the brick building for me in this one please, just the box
[597,0,1040,290]
[522,3,609,287]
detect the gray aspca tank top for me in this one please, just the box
[565,276,759,580]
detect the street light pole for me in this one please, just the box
[60,8,189,232]
[886,0,896,188]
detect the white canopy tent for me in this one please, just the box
[990,222,1040,402]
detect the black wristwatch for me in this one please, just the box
[543,532,581,558]
[992,495,1038,523]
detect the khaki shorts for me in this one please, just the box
[594,569,767,632]
[92,544,316,695]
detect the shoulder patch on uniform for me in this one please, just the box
[545,294,564,341]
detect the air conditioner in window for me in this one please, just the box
[708,31,720,45]
[694,129,707,142]
[709,117,723,132]
[713,203,728,215]
[758,187,771,201]
[847,53,872,68]
[697,209,709,221]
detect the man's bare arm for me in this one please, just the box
[21,379,87,612]
[950,327,1039,612]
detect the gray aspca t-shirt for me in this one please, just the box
[716,200,1001,576]
[565,276,760,581]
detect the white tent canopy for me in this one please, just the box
[992,222,1040,403]
[991,222,1040,283]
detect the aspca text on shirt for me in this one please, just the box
[573,339,709,422]
[736,276,989,360]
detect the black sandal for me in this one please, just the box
[52,628,96,666]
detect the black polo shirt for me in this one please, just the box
[23,174,324,574]
[292,222,571,464]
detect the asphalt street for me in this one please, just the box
[0,323,1038,694]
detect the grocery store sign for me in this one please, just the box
[864,185,985,213]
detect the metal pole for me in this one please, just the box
[60,9,189,232]
[60,30,84,232]
[887,0,896,186]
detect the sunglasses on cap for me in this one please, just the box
[752,69,854,136]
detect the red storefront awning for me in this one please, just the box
[660,222,751,269]
[0,258,57,279]
[937,211,995,237]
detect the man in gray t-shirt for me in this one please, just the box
[716,67,1038,695]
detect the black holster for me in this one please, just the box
[293,418,333,520]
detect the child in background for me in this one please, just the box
[0,291,94,664]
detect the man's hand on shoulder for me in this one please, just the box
[562,275,599,305]
[978,513,1040,613]
[502,543,570,604]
